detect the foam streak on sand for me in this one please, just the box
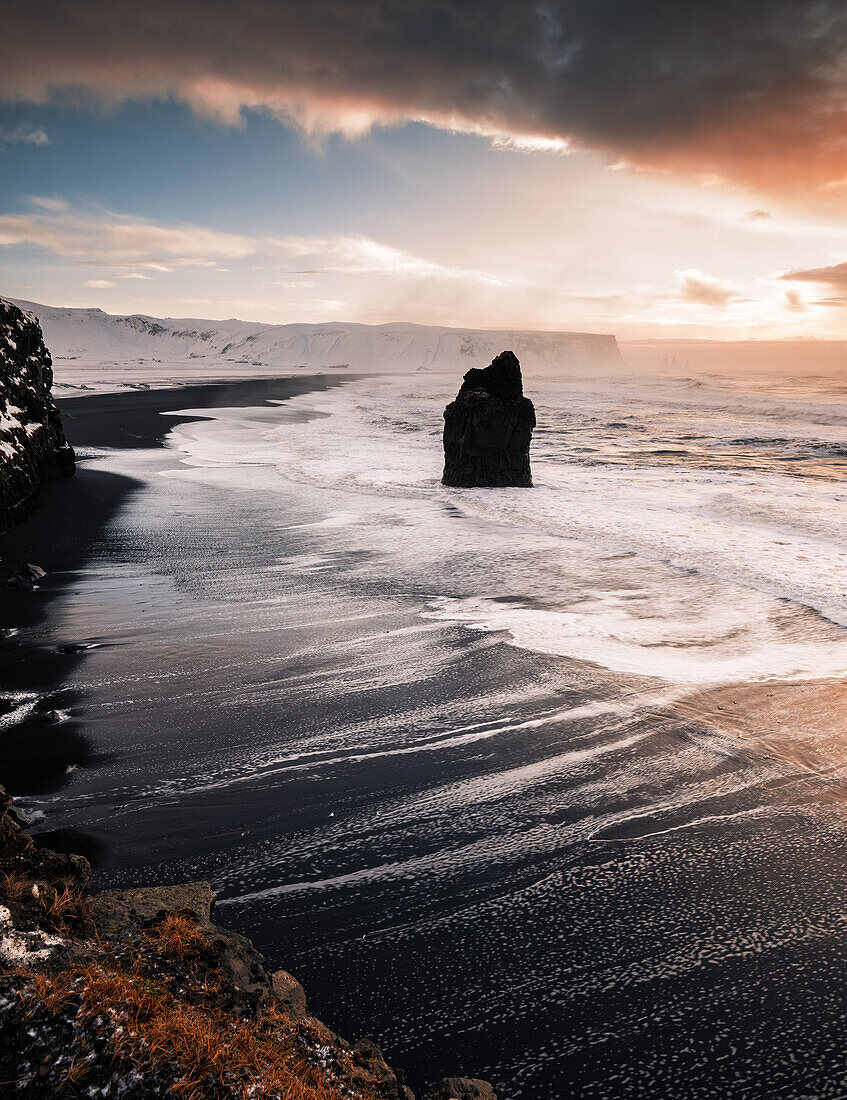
[141,697,654,799]
[220,725,657,903]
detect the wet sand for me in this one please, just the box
[0,375,352,791]
[673,679,847,803]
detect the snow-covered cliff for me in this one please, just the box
[1,300,75,530]
[13,300,621,375]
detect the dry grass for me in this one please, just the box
[1,865,90,932]
[0,870,33,905]
[64,1056,93,1086]
[146,913,210,966]
[26,969,77,1014]
[18,963,353,1100]
[40,881,91,929]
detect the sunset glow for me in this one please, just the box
[3,1,847,338]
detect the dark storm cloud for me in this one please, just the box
[4,1,847,187]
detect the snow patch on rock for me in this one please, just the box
[0,904,65,965]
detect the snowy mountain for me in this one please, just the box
[10,299,621,375]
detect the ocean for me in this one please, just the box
[9,364,847,1097]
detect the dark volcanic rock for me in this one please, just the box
[442,350,535,487]
[204,920,276,1018]
[90,881,217,932]
[272,968,308,1020]
[91,882,274,1017]
[0,784,91,897]
[351,1037,415,1099]
[0,298,75,531]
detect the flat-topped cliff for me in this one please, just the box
[13,298,621,375]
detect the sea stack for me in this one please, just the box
[442,350,535,487]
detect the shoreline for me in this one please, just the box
[0,374,358,794]
[58,374,365,451]
[0,372,499,1097]
[0,376,359,881]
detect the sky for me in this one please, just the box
[4,1,847,339]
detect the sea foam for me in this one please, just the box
[167,370,847,686]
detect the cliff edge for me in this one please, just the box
[0,787,497,1099]
[1,298,75,532]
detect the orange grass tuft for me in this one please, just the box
[146,913,209,966]
[25,970,77,1015]
[0,870,34,906]
[40,881,91,929]
[19,963,353,1100]
[64,1056,93,1086]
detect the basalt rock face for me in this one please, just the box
[442,350,535,487]
[0,298,75,531]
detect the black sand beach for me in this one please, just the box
[0,377,349,795]
[6,377,847,1098]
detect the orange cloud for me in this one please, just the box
[616,102,847,202]
[675,269,737,308]
[781,261,847,286]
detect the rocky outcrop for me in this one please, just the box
[90,881,217,931]
[272,968,309,1020]
[0,786,497,1098]
[1,298,75,531]
[442,350,535,487]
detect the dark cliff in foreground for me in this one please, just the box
[0,787,497,1099]
[0,298,75,532]
[442,351,535,488]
